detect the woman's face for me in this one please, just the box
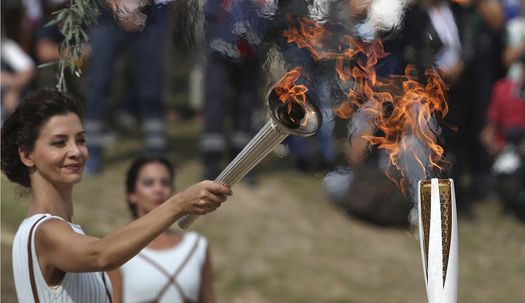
[27,113,88,186]
[129,162,173,217]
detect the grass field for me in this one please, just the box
[2,119,525,302]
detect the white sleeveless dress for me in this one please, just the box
[120,232,207,303]
[12,214,113,303]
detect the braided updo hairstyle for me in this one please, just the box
[1,88,84,187]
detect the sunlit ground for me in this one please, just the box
[2,119,525,303]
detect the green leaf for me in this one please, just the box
[37,61,59,69]
[48,0,101,90]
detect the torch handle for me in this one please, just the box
[177,213,199,229]
[177,120,289,229]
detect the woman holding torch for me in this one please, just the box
[1,88,231,302]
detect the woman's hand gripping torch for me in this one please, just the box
[177,89,322,229]
[418,178,459,303]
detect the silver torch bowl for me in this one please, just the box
[177,89,322,229]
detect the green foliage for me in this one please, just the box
[42,0,100,92]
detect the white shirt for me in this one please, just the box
[1,39,35,73]
[12,214,112,303]
[428,2,462,70]
[506,16,525,80]
[121,232,208,303]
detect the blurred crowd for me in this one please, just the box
[1,0,524,223]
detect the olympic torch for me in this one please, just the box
[417,178,458,303]
[177,88,322,229]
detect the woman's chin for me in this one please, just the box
[64,174,83,185]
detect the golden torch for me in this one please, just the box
[177,82,322,229]
[418,178,458,303]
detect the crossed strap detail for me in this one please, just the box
[136,235,201,303]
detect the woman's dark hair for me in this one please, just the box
[125,156,175,218]
[1,88,84,187]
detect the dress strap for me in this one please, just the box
[27,215,48,303]
[173,235,201,279]
[138,235,201,302]
[27,215,112,303]
[101,272,113,303]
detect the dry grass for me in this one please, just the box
[2,119,525,302]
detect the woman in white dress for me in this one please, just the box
[1,88,231,302]
[109,157,216,303]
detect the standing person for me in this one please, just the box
[480,59,525,219]
[402,0,503,217]
[1,88,231,302]
[461,0,506,201]
[109,157,216,303]
[200,0,269,182]
[503,0,525,80]
[84,1,168,174]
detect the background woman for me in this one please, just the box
[1,88,231,302]
[109,156,216,303]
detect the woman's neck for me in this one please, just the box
[147,230,183,250]
[28,174,74,222]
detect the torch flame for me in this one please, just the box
[274,67,308,107]
[362,66,449,192]
[283,17,449,194]
[273,67,310,126]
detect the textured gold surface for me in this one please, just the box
[439,180,452,286]
[420,181,431,280]
[420,179,452,285]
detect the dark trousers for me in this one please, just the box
[201,52,259,152]
[200,52,260,178]
[84,8,167,155]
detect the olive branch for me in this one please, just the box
[41,0,100,92]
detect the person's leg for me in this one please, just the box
[84,10,124,173]
[315,78,336,170]
[443,83,473,218]
[317,108,336,170]
[129,5,168,156]
[231,58,258,156]
[467,63,493,200]
[496,171,524,218]
[231,58,261,183]
[288,136,312,172]
[500,128,525,220]
[201,53,232,179]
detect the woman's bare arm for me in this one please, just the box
[35,181,231,274]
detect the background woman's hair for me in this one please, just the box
[1,88,84,187]
[125,156,175,218]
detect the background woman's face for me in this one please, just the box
[129,162,173,217]
[29,113,88,186]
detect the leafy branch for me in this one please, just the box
[43,0,100,92]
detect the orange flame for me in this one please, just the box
[362,66,449,191]
[274,67,308,109]
[283,17,449,193]
[273,67,310,127]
